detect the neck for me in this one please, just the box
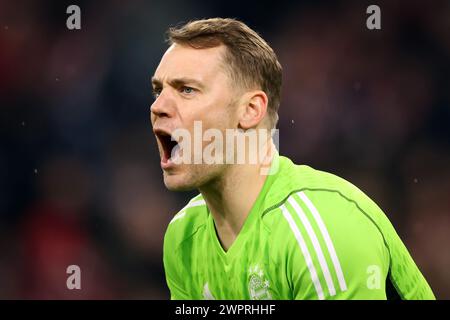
[199,140,276,251]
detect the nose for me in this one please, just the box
[150,89,176,119]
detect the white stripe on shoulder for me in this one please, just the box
[298,191,347,291]
[288,196,336,296]
[169,211,186,224]
[281,205,325,300]
[169,199,206,224]
[188,199,206,207]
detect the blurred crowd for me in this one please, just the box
[0,0,449,299]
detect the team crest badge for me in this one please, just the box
[248,264,272,300]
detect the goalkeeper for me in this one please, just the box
[150,18,435,300]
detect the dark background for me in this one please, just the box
[0,0,449,299]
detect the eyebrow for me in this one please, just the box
[151,76,205,89]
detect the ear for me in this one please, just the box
[238,90,268,130]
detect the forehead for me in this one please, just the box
[154,43,228,82]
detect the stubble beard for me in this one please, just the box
[163,162,227,192]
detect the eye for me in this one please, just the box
[152,87,162,98]
[181,86,195,95]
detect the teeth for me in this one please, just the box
[171,144,182,164]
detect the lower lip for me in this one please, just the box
[161,159,174,170]
[161,158,176,170]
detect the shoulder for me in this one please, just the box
[163,194,208,251]
[263,158,391,298]
[263,157,391,268]
[264,156,389,237]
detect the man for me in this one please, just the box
[150,18,435,300]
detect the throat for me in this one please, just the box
[212,219,239,252]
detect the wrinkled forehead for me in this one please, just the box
[154,43,230,84]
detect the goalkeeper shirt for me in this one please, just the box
[163,153,435,300]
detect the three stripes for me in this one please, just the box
[281,191,347,300]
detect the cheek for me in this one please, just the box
[206,100,237,129]
[202,111,233,132]
[185,91,237,129]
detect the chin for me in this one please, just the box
[163,173,197,191]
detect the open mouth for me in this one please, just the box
[155,130,179,165]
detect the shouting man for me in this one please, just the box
[150,18,434,300]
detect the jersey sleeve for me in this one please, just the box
[338,181,436,300]
[270,190,391,300]
[370,203,436,300]
[273,187,435,300]
[163,222,190,300]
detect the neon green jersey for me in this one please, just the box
[163,154,435,300]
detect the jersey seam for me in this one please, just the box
[261,188,390,252]
[173,222,207,252]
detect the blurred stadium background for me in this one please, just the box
[0,0,449,299]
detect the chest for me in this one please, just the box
[183,229,285,299]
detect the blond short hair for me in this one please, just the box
[167,18,282,128]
